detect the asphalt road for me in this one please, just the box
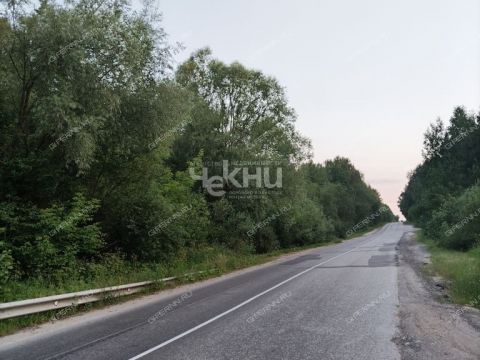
[0,222,411,360]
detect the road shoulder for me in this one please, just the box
[395,231,480,360]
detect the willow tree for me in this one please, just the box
[175,48,311,163]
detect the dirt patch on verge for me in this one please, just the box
[394,231,480,360]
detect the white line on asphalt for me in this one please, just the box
[128,231,385,360]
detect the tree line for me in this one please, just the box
[399,107,480,250]
[0,0,394,292]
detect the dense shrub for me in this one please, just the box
[425,184,480,250]
[0,194,103,280]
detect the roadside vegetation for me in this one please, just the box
[399,108,480,308]
[0,0,395,311]
[0,222,391,336]
[418,233,480,307]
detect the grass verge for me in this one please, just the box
[417,231,480,307]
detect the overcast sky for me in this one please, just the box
[147,0,479,216]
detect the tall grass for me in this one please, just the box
[418,232,480,307]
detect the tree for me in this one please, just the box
[400,106,480,250]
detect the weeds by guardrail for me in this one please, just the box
[0,270,215,320]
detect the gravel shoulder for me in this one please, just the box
[395,230,480,360]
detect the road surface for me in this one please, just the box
[0,223,411,359]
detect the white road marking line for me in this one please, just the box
[129,233,384,360]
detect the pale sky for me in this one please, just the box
[149,0,480,216]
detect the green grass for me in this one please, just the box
[417,232,480,307]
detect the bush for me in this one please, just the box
[426,184,480,250]
[210,199,255,252]
[0,194,103,280]
[0,246,14,297]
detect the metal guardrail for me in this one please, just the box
[0,270,214,320]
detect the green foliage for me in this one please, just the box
[0,244,14,297]
[425,184,480,250]
[175,47,311,164]
[400,107,480,250]
[209,199,255,252]
[0,0,395,302]
[0,194,103,280]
